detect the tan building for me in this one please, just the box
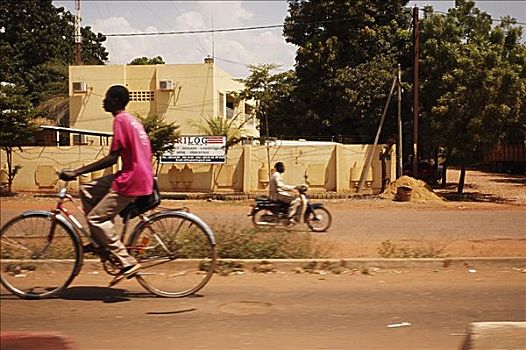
[68,58,258,141]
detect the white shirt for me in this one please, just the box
[269,171,295,200]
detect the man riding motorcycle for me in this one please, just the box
[269,162,303,224]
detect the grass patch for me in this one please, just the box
[377,239,450,258]
[213,225,332,259]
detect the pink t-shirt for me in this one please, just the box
[110,112,153,196]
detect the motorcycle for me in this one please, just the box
[248,185,332,232]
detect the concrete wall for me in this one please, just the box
[1,144,395,195]
[68,62,258,137]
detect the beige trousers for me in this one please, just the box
[275,192,301,219]
[80,175,137,268]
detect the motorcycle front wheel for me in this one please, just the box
[305,207,332,232]
[251,208,278,228]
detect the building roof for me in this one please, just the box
[40,125,113,137]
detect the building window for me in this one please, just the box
[226,94,238,119]
[72,134,87,145]
[130,91,155,102]
[218,93,224,116]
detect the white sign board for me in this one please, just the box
[160,135,226,164]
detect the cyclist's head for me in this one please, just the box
[103,85,130,113]
[274,162,285,173]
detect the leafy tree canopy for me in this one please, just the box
[238,64,298,138]
[128,56,165,65]
[0,83,38,194]
[0,83,37,146]
[418,0,526,192]
[283,0,412,139]
[0,0,108,107]
[418,0,525,182]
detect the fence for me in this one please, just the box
[0,143,395,195]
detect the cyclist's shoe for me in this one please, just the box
[287,218,298,226]
[108,263,142,287]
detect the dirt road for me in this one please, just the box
[1,170,525,258]
[1,266,525,350]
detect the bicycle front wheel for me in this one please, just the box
[128,211,216,297]
[1,212,82,299]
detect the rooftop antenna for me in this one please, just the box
[211,11,215,59]
[74,0,82,65]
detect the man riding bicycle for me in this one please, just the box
[59,85,154,287]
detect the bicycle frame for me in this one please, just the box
[48,184,197,262]
[50,184,143,250]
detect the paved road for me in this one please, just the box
[2,266,525,350]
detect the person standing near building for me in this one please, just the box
[59,85,154,287]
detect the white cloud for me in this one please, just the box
[93,17,161,64]
[89,2,296,77]
[174,11,207,30]
[195,1,253,27]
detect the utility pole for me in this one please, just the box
[412,6,419,178]
[397,63,403,178]
[356,77,397,193]
[74,0,82,65]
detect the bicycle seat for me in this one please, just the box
[119,178,161,219]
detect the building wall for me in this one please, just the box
[69,62,257,137]
[1,144,395,195]
[69,65,125,132]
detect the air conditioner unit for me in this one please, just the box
[72,81,88,93]
[159,80,174,91]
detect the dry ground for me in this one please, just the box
[1,168,525,258]
[435,168,526,205]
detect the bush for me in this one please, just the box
[214,226,331,259]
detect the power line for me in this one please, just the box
[105,24,284,37]
[422,8,526,26]
[103,12,525,38]
[103,17,367,37]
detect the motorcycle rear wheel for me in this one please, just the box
[251,209,278,228]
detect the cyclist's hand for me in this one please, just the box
[59,169,78,181]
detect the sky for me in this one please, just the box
[53,1,526,78]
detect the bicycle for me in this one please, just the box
[0,178,217,299]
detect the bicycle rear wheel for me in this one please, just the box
[128,211,216,297]
[1,212,82,299]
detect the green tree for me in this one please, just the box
[128,56,166,65]
[283,0,412,139]
[0,0,108,108]
[136,114,180,175]
[237,64,298,138]
[419,0,526,193]
[0,83,38,194]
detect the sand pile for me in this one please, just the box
[380,176,444,202]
